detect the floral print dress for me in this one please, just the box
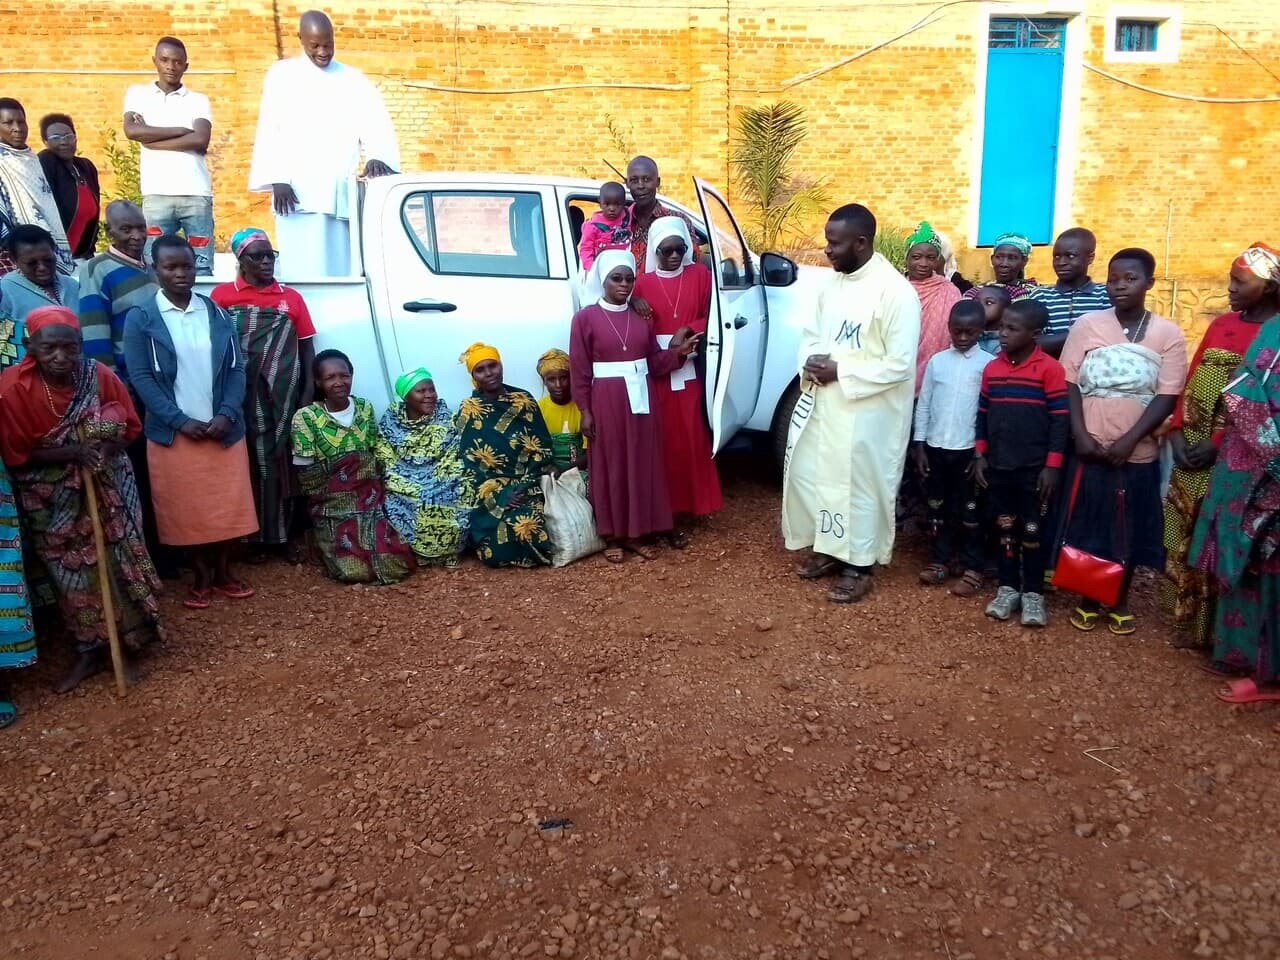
[454,386,554,567]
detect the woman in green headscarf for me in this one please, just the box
[375,368,476,566]
[904,221,962,394]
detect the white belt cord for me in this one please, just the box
[655,335,696,392]
[592,358,651,414]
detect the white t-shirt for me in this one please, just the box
[123,82,213,198]
[156,291,214,422]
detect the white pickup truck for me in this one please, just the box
[198,174,825,463]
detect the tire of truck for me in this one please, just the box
[769,379,801,476]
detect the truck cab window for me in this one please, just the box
[401,191,550,279]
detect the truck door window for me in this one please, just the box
[401,191,550,279]
[701,192,753,290]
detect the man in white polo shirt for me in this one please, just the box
[123,36,214,275]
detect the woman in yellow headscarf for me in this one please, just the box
[536,348,586,472]
[454,342,555,567]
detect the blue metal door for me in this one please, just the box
[977,18,1066,246]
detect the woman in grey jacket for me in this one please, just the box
[123,234,259,610]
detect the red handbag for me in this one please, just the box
[1052,467,1126,607]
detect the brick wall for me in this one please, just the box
[5,0,1277,312]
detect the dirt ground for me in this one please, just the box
[2,451,1278,960]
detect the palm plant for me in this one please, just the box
[730,102,830,254]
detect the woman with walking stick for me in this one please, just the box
[0,306,162,693]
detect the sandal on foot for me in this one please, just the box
[0,699,16,729]
[213,581,256,601]
[1070,607,1100,632]
[183,588,213,610]
[625,541,658,561]
[1107,612,1136,636]
[604,546,625,564]
[950,570,983,597]
[918,563,948,585]
[666,530,691,550]
[1217,677,1280,705]
[796,555,841,580]
[829,570,874,604]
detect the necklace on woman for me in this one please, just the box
[39,372,73,417]
[656,272,685,325]
[604,305,632,353]
[1122,310,1150,341]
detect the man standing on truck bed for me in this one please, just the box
[249,10,399,279]
[782,203,921,604]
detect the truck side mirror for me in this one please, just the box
[760,252,797,287]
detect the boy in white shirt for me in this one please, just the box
[122,37,214,274]
[911,299,993,596]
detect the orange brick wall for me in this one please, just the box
[4,0,1277,304]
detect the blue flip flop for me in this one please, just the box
[0,699,16,729]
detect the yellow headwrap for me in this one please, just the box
[458,341,501,381]
[536,348,570,378]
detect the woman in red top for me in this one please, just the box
[1163,243,1280,651]
[0,306,162,693]
[36,114,100,261]
[633,217,722,546]
[210,227,317,554]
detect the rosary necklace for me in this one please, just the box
[1122,310,1150,341]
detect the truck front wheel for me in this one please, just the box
[769,379,801,475]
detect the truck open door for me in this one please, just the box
[693,179,769,453]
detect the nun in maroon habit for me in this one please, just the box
[569,249,699,562]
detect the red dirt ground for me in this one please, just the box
[2,452,1278,960]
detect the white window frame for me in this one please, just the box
[1105,5,1182,64]
[968,3,1086,248]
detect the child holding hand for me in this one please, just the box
[973,300,1068,627]
[912,300,993,596]
[536,348,586,473]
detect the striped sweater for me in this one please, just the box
[76,250,157,385]
[974,345,1069,471]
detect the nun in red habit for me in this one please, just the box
[569,249,699,563]
[633,216,723,546]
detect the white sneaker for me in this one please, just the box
[985,586,1022,621]
[1020,592,1047,627]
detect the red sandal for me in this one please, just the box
[182,588,213,610]
[213,582,256,601]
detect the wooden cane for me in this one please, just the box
[81,464,128,697]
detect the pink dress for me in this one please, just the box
[633,264,723,516]
[569,303,682,539]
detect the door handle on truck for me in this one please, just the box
[402,299,458,313]
[731,315,749,329]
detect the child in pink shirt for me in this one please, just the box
[577,182,632,271]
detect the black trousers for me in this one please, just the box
[924,445,983,571]
[988,466,1047,593]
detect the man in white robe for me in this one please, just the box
[782,203,922,603]
[248,10,399,278]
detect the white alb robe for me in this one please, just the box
[781,252,921,567]
[248,56,399,276]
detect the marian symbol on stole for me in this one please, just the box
[835,318,862,349]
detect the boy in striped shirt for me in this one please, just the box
[972,300,1068,626]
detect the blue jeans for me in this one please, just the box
[142,195,214,275]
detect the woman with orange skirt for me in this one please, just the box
[123,234,259,610]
